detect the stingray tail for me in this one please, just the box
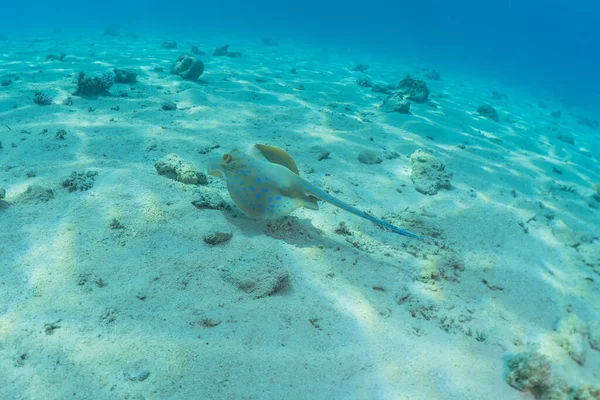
[302,181,421,239]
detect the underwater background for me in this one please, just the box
[1,0,599,399]
[3,0,600,108]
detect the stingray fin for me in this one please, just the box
[249,144,300,175]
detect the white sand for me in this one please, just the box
[0,32,599,399]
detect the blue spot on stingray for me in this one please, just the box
[250,186,255,192]
[264,177,269,181]
[268,197,273,202]
[256,194,260,199]
[256,178,261,183]
[263,188,268,193]
[242,188,247,192]
[276,196,282,200]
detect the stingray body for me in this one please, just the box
[208,144,420,239]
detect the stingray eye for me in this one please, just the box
[222,154,233,164]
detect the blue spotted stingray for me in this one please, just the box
[207,144,420,238]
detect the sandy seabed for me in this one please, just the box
[0,32,599,400]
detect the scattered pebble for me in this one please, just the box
[334,222,352,235]
[198,144,221,154]
[203,231,232,245]
[100,308,118,325]
[44,320,62,335]
[317,151,330,161]
[55,129,66,140]
[110,218,125,230]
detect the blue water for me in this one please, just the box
[2,0,599,108]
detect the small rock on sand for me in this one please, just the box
[380,93,411,113]
[477,104,499,121]
[203,231,232,245]
[191,187,231,211]
[113,68,137,84]
[170,53,204,81]
[409,150,452,195]
[154,153,207,185]
[358,150,382,165]
[397,75,429,103]
[161,100,177,111]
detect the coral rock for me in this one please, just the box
[505,352,552,393]
[73,72,113,96]
[113,68,137,84]
[409,150,452,195]
[154,153,207,185]
[397,75,429,103]
[170,54,204,81]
